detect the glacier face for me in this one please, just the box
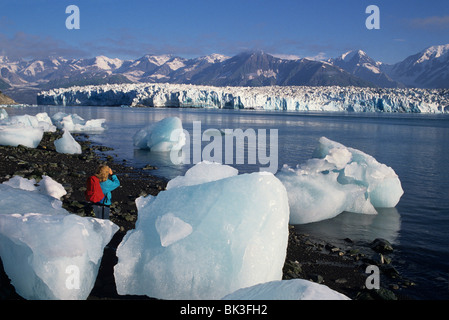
[37,83,449,113]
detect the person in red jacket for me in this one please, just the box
[92,165,120,219]
[96,165,120,206]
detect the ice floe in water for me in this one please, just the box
[133,116,186,152]
[0,109,104,148]
[222,279,350,300]
[276,137,404,224]
[51,111,106,133]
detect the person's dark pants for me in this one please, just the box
[93,204,111,219]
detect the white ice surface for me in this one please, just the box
[166,161,238,189]
[114,164,289,300]
[0,111,56,148]
[38,82,449,113]
[54,129,82,154]
[51,112,106,133]
[0,123,43,148]
[133,116,186,152]
[0,183,118,300]
[277,137,403,224]
[0,212,118,300]
[3,175,67,200]
[222,279,350,300]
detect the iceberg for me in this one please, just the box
[0,123,43,148]
[277,169,375,224]
[0,108,8,120]
[114,164,290,300]
[133,116,186,152]
[51,112,106,133]
[4,112,56,133]
[0,184,68,216]
[166,160,238,189]
[0,184,118,300]
[34,112,57,132]
[36,175,67,199]
[276,137,403,224]
[3,175,67,200]
[0,111,104,149]
[0,212,118,300]
[0,111,57,148]
[8,112,56,133]
[2,175,38,192]
[54,129,82,154]
[314,137,404,208]
[222,279,350,300]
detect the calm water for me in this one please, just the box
[5,105,449,299]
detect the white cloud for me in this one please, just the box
[0,32,88,60]
[305,52,327,61]
[270,53,301,60]
[410,16,449,29]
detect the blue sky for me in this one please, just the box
[1,0,448,63]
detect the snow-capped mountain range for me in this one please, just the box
[2,44,449,104]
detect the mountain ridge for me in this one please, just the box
[2,45,448,104]
[382,44,449,88]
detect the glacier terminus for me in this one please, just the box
[37,83,449,113]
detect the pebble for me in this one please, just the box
[143,164,158,170]
[309,274,324,284]
[370,238,394,253]
[335,278,347,284]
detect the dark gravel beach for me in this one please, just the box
[0,131,413,300]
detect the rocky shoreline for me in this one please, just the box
[0,131,414,300]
